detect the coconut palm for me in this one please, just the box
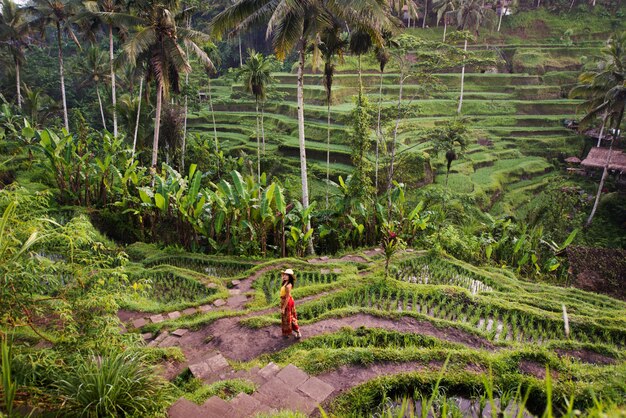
[82,0,127,138]
[571,31,626,226]
[388,0,419,27]
[238,50,274,179]
[202,42,221,153]
[78,46,110,130]
[30,0,84,132]
[0,0,30,109]
[116,0,213,171]
[432,0,457,41]
[374,37,392,192]
[211,0,397,253]
[319,20,348,207]
[349,28,373,93]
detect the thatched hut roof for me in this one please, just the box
[566,246,626,300]
[565,156,581,164]
[581,148,626,171]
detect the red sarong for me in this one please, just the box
[281,296,300,336]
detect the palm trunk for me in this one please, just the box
[261,103,266,154]
[387,70,405,212]
[422,0,428,28]
[56,22,69,132]
[443,20,447,42]
[96,86,107,130]
[182,72,189,172]
[375,67,384,193]
[596,112,607,147]
[457,38,468,115]
[326,98,331,208]
[297,38,313,255]
[15,59,22,109]
[357,54,363,93]
[256,97,261,180]
[586,109,624,226]
[497,7,506,32]
[132,76,143,160]
[208,76,218,151]
[109,24,117,137]
[152,82,163,170]
[238,33,243,67]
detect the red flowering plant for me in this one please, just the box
[381,222,405,278]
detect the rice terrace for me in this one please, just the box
[1,0,626,417]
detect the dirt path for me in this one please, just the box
[177,313,496,365]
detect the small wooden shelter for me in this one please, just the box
[581,148,626,172]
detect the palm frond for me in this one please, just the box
[123,26,156,65]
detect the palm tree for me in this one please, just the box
[212,0,396,253]
[432,0,457,41]
[30,0,83,131]
[454,0,485,114]
[0,0,30,109]
[571,31,626,226]
[238,50,274,180]
[319,20,348,206]
[374,39,391,192]
[349,29,374,94]
[202,42,221,153]
[78,46,109,130]
[83,0,127,138]
[117,0,212,171]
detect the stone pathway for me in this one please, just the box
[168,360,335,418]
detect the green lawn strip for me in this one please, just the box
[176,377,256,405]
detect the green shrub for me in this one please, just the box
[55,351,172,417]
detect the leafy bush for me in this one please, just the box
[55,351,172,417]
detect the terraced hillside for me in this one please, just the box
[118,245,626,417]
[186,43,592,216]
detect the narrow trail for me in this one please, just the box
[178,313,496,365]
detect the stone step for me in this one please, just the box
[202,396,234,417]
[228,392,274,418]
[189,353,231,380]
[168,398,203,418]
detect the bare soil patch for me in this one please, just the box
[519,360,558,380]
[554,349,616,365]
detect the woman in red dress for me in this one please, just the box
[280,269,301,339]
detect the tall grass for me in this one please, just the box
[55,351,172,417]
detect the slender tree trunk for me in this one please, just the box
[587,110,624,226]
[326,98,331,208]
[57,23,69,132]
[297,38,314,254]
[96,86,107,130]
[387,70,405,212]
[596,112,607,147]
[357,54,363,93]
[109,24,117,137]
[537,0,540,7]
[152,82,163,170]
[256,97,261,180]
[15,59,22,109]
[457,38,468,115]
[375,66,384,193]
[443,20,447,42]
[497,7,507,32]
[261,103,266,154]
[238,33,243,67]
[182,71,189,172]
[422,0,428,28]
[208,76,218,151]
[132,76,143,160]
